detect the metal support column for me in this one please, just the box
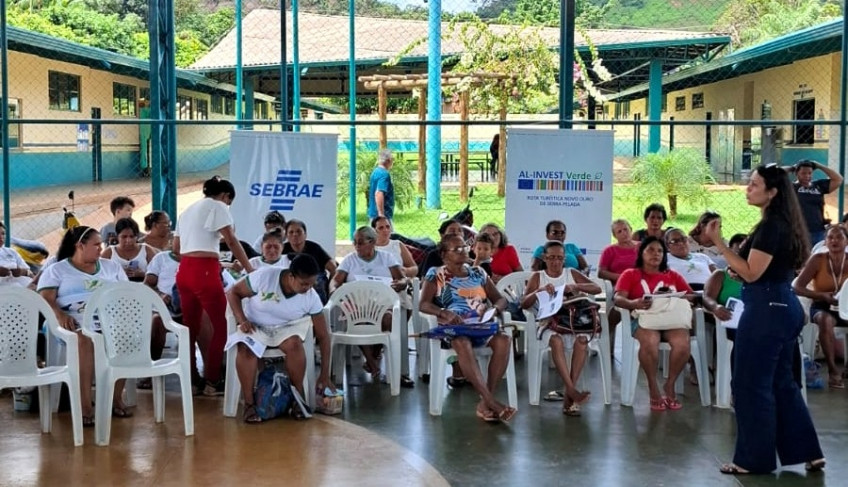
[1,0,9,239]
[348,0,357,238]
[648,59,663,153]
[293,0,301,132]
[426,0,442,208]
[236,0,243,126]
[838,0,848,216]
[280,3,289,131]
[149,0,178,219]
[559,0,575,129]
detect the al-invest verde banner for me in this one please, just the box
[229,131,338,257]
[505,128,614,270]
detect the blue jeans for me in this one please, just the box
[732,281,823,473]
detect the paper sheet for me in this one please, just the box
[224,330,267,358]
[535,284,567,320]
[463,307,498,325]
[353,274,393,285]
[722,297,744,330]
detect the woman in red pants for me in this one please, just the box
[174,176,254,396]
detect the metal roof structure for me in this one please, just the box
[6,25,271,98]
[611,19,844,101]
[189,9,731,98]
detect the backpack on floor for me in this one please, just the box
[254,366,294,420]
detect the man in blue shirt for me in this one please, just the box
[367,149,395,220]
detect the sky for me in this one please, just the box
[386,0,481,14]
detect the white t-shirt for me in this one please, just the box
[0,247,31,287]
[249,255,292,271]
[667,252,715,286]
[174,198,233,254]
[338,249,400,282]
[146,251,180,295]
[376,239,404,264]
[108,244,154,275]
[37,258,129,328]
[242,267,323,329]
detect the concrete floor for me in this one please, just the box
[2,349,846,486]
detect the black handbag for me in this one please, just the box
[540,294,600,337]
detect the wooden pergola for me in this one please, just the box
[358,72,513,200]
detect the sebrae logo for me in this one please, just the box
[249,169,324,212]
[517,170,604,192]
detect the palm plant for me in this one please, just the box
[337,148,419,214]
[630,148,716,218]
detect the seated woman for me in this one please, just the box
[530,220,588,273]
[478,223,523,283]
[372,216,419,279]
[38,226,131,425]
[664,228,716,291]
[614,237,694,411]
[419,219,465,279]
[101,218,159,282]
[633,203,667,242]
[521,241,601,416]
[687,211,727,268]
[793,224,848,389]
[419,234,515,423]
[141,211,172,251]
[331,226,412,387]
[0,222,33,287]
[226,254,336,423]
[252,210,286,254]
[598,219,638,285]
[249,229,291,271]
[284,219,336,303]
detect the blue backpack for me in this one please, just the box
[254,366,294,421]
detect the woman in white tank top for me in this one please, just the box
[100,217,158,281]
[372,216,419,278]
[520,241,601,416]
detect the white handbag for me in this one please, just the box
[632,279,692,330]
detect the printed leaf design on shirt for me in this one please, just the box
[260,292,280,303]
[84,279,103,291]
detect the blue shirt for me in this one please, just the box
[367,166,395,220]
[533,242,583,269]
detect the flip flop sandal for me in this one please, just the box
[562,403,581,417]
[243,404,263,424]
[650,397,667,411]
[400,375,415,388]
[446,376,467,388]
[82,415,95,428]
[719,464,750,475]
[828,377,845,389]
[664,397,683,411]
[475,409,499,423]
[543,390,565,402]
[498,407,517,423]
[805,459,826,472]
[112,406,134,418]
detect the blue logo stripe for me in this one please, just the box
[276,177,301,182]
[276,169,302,175]
[271,199,296,204]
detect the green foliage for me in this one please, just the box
[630,148,717,218]
[336,150,419,215]
[715,0,842,48]
[319,96,420,114]
[490,0,611,28]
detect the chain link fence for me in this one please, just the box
[1,0,845,260]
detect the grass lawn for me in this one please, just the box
[336,183,761,241]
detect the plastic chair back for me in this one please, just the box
[328,281,399,334]
[496,271,533,306]
[82,282,173,367]
[0,287,51,376]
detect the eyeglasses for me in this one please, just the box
[448,246,471,253]
[544,255,565,261]
[548,230,566,236]
[667,238,686,245]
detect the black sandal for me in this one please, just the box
[805,459,826,472]
[401,375,415,388]
[243,404,262,424]
[112,406,134,418]
[447,376,467,388]
[82,415,95,428]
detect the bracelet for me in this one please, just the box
[237,320,249,327]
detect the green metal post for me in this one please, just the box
[1,0,9,241]
[236,0,243,127]
[293,0,301,132]
[280,4,289,131]
[349,0,357,239]
[838,4,848,217]
[559,0,575,129]
[648,59,663,153]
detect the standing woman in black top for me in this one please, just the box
[703,164,825,474]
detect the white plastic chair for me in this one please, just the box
[496,271,533,354]
[526,308,612,406]
[618,306,711,407]
[82,282,194,446]
[715,319,811,408]
[326,281,402,396]
[423,313,518,416]
[406,278,429,380]
[223,305,316,417]
[399,278,419,380]
[0,287,83,446]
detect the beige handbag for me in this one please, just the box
[632,279,692,330]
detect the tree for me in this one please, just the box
[715,0,841,47]
[478,0,613,27]
[630,148,716,218]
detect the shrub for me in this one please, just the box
[630,148,716,218]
